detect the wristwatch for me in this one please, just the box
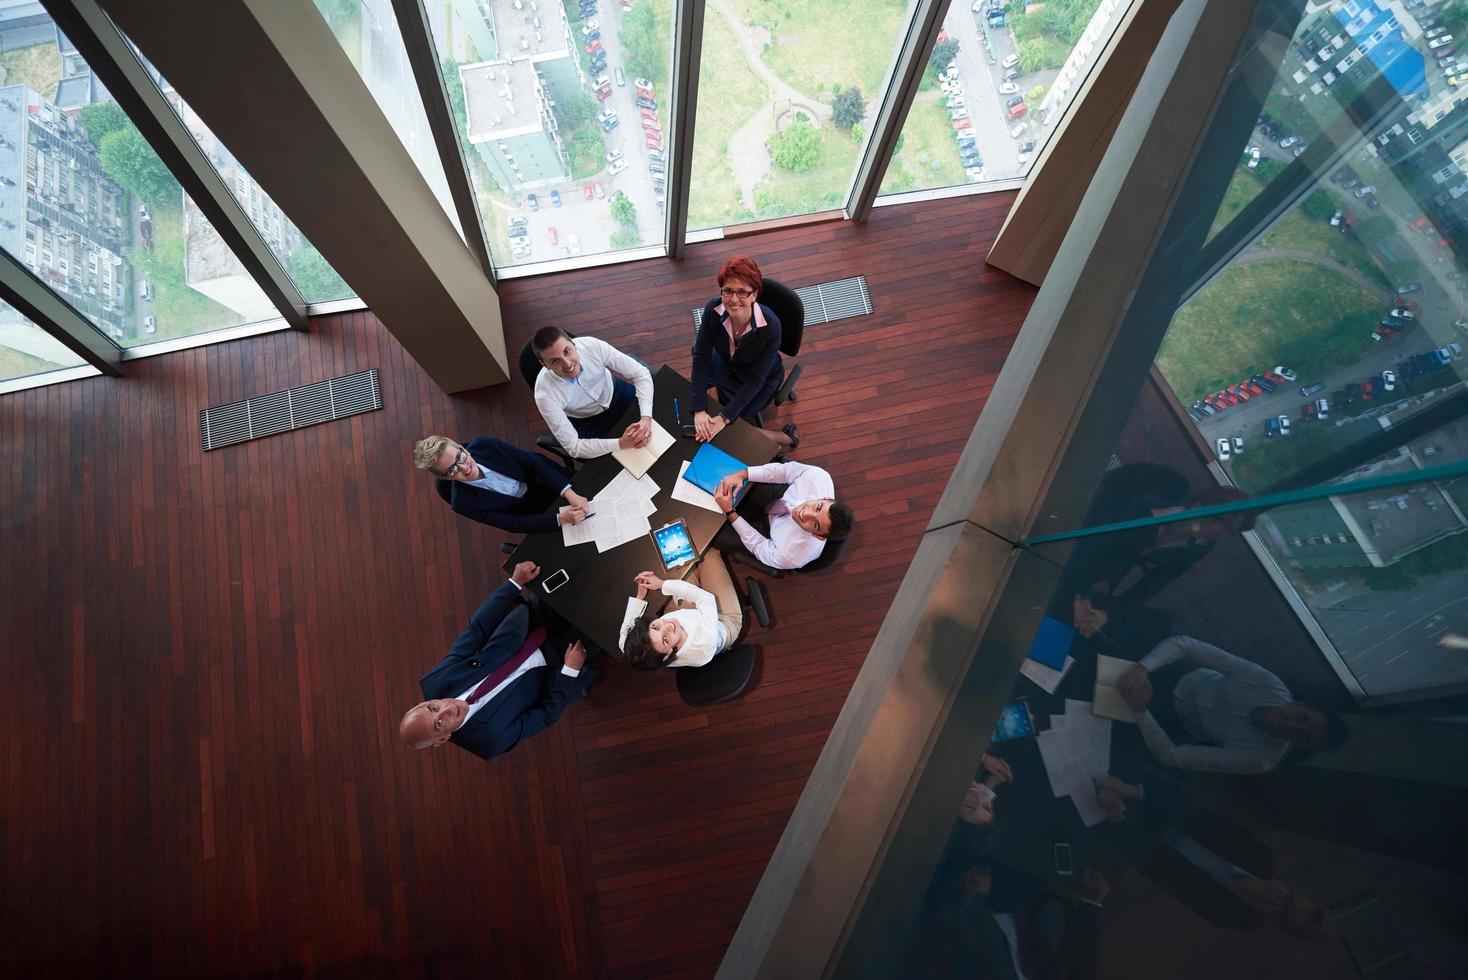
[723,509,737,520]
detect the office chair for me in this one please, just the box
[676,644,759,706]
[516,336,577,471]
[728,527,851,627]
[433,481,521,556]
[758,277,805,407]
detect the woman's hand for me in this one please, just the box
[979,753,1013,785]
[635,571,663,598]
[1072,595,1109,637]
[694,411,727,442]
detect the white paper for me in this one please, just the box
[560,507,598,547]
[1020,655,1075,695]
[1034,700,1115,826]
[671,459,723,513]
[601,469,660,503]
[593,496,652,553]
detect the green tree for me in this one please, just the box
[1441,1,1468,36]
[288,241,352,302]
[832,86,866,130]
[611,195,637,229]
[1300,189,1337,222]
[554,90,596,129]
[98,127,179,212]
[441,60,474,155]
[768,117,820,173]
[77,102,128,147]
[621,2,667,87]
[928,38,960,76]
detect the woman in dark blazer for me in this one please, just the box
[690,254,797,449]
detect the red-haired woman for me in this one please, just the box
[690,255,797,449]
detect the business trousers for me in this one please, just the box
[671,548,743,649]
[570,378,636,440]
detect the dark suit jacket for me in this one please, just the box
[690,297,784,422]
[419,581,588,761]
[438,436,574,535]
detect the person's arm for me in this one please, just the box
[618,596,649,652]
[690,302,718,414]
[593,337,654,418]
[662,578,718,621]
[489,668,585,758]
[718,319,782,422]
[503,440,573,497]
[1138,634,1193,673]
[534,384,620,459]
[1137,710,1276,774]
[746,460,816,485]
[1152,634,1285,688]
[729,515,798,569]
[445,581,524,662]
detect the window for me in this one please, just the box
[0,301,85,383]
[420,0,675,269]
[878,0,1135,199]
[0,16,279,347]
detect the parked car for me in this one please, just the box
[998,81,1019,95]
[1303,402,1318,421]
[1436,346,1454,364]
[1265,417,1280,439]
[1380,314,1406,330]
[1396,281,1423,294]
[526,193,539,211]
[568,233,582,256]
[635,96,657,110]
[550,189,562,207]
[1251,374,1275,393]
[1247,147,1261,169]
[634,77,654,90]
[1382,368,1397,391]
[1300,381,1324,397]
[1006,102,1028,119]
[593,181,605,199]
[1001,53,1020,70]
[600,114,618,132]
[1232,436,1244,454]
[1278,414,1291,436]
[1329,209,1342,227]
[1430,34,1454,49]
[615,66,626,86]
[1005,95,1025,108]
[1216,437,1231,460]
[955,117,974,130]
[1354,184,1376,198]
[1391,306,1416,320]
[1279,135,1301,148]
[1245,380,1265,396]
[139,279,153,300]
[139,203,151,221]
[143,315,156,334]
[547,226,558,246]
[951,108,971,121]
[1317,398,1329,419]
[608,158,628,176]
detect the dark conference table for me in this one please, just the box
[507,365,779,653]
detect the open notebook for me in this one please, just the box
[1092,655,1138,724]
[611,419,674,479]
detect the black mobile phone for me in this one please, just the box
[681,423,698,438]
[541,568,570,593]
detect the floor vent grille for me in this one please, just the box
[200,369,381,451]
[690,275,873,331]
[1336,895,1417,979]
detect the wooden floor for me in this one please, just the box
[0,192,1035,979]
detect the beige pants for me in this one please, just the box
[672,548,743,650]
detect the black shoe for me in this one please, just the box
[781,422,800,451]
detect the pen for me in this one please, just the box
[674,398,681,425]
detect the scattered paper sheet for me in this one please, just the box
[560,507,598,547]
[671,459,723,513]
[1021,654,1075,695]
[1033,700,1115,828]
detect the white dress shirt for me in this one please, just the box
[533,336,654,459]
[1136,635,1292,774]
[732,460,834,570]
[463,466,527,498]
[618,578,728,667]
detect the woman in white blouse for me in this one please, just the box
[617,550,743,669]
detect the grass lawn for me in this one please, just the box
[0,44,60,99]
[728,0,904,98]
[1226,419,1365,491]
[1258,202,1391,289]
[1208,169,1261,238]
[880,98,966,195]
[689,28,773,228]
[752,118,859,219]
[0,345,68,382]
[1157,259,1378,403]
[132,201,248,344]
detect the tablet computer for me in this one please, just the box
[652,519,697,571]
[991,697,1037,744]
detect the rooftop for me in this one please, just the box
[460,59,543,139]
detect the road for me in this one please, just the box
[945,5,1020,178]
[1314,572,1468,695]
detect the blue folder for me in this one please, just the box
[1025,616,1075,670]
[682,443,748,498]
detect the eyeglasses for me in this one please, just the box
[443,448,469,478]
[720,287,756,299]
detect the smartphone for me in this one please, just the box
[1053,842,1074,876]
[681,423,698,438]
[541,568,570,593]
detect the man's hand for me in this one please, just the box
[1081,867,1110,904]
[714,482,738,514]
[563,488,590,511]
[621,416,653,449]
[1072,595,1110,638]
[979,752,1013,785]
[1096,783,1127,822]
[1119,664,1152,712]
[564,639,587,671]
[511,561,540,588]
[557,505,589,526]
[716,470,749,498]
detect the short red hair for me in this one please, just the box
[717,255,763,297]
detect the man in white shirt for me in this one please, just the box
[1118,635,1346,774]
[531,326,655,459]
[712,460,853,570]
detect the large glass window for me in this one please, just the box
[124,48,355,304]
[878,0,1134,198]
[0,13,278,347]
[419,0,675,269]
[314,0,463,239]
[0,301,85,382]
[688,0,911,230]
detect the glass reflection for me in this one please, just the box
[0,300,85,382]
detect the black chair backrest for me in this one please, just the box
[760,278,804,358]
[802,524,849,574]
[435,479,453,504]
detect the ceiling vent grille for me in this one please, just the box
[690,274,873,331]
[200,369,381,451]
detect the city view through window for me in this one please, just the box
[0,6,287,352]
[1154,0,1468,696]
